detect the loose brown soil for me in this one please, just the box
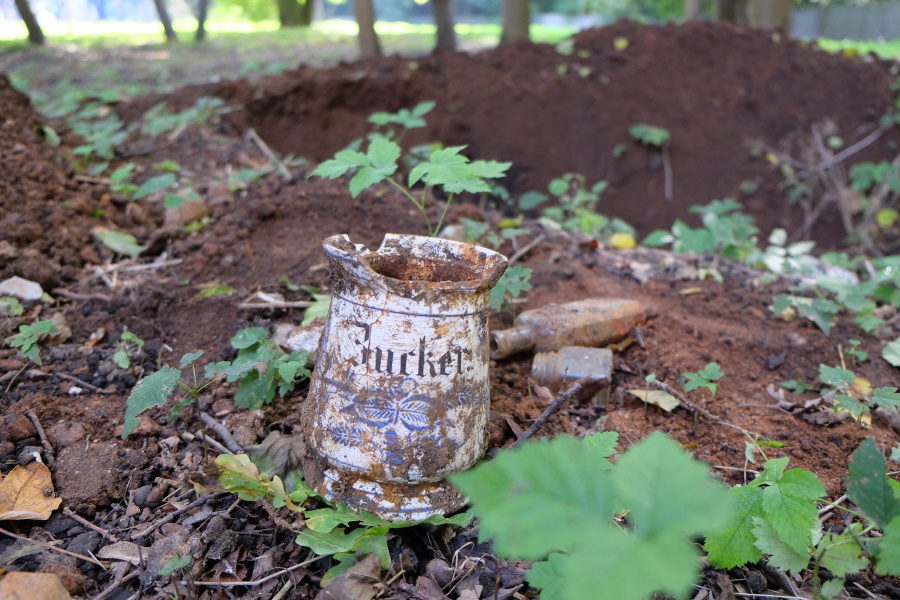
[2,20,900,600]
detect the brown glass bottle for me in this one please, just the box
[489,298,644,359]
[531,346,613,405]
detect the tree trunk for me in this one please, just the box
[354,0,381,58]
[746,0,791,31]
[715,0,747,24]
[13,0,45,45]
[278,0,313,27]
[153,0,178,42]
[683,0,700,21]
[195,0,209,41]
[500,0,530,44]
[431,0,457,52]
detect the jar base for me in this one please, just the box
[315,468,467,521]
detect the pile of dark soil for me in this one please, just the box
[1,20,900,600]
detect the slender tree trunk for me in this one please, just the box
[13,0,45,45]
[431,0,457,52]
[746,0,791,30]
[683,0,700,21]
[195,0,209,41]
[354,0,381,58]
[500,0,530,44]
[278,0,312,27]
[153,0,178,42]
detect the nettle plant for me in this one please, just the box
[311,102,511,237]
[816,363,900,422]
[707,438,900,600]
[122,328,310,438]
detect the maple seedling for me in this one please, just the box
[10,319,60,366]
[682,362,724,396]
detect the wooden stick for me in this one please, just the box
[56,372,115,395]
[91,568,139,600]
[52,288,113,302]
[199,412,244,454]
[651,379,717,421]
[188,555,324,587]
[238,300,313,310]
[514,376,610,448]
[247,128,291,179]
[26,410,55,462]
[63,507,120,543]
[0,526,105,566]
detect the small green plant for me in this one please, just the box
[203,452,469,584]
[113,330,145,369]
[10,320,59,366]
[140,96,235,138]
[108,163,138,195]
[643,199,759,261]
[818,363,900,422]
[0,297,24,317]
[630,123,673,201]
[490,265,533,312]
[450,431,734,600]
[302,293,331,325]
[311,105,511,236]
[682,362,724,396]
[367,101,436,143]
[707,438,900,599]
[843,339,868,364]
[122,328,310,438]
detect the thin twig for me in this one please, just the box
[56,372,115,394]
[514,376,610,448]
[199,412,244,454]
[798,126,888,178]
[247,128,291,179]
[508,234,545,266]
[64,507,120,543]
[26,410,55,462]
[650,379,717,421]
[92,568,139,600]
[130,494,215,539]
[0,526,105,566]
[819,494,848,516]
[185,430,232,456]
[4,364,28,396]
[52,288,113,302]
[713,465,759,474]
[188,554,325,587]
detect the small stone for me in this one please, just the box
[144,482,169,506]
[66,532,101,558]
[0,275,44,300]
[746,571,767,594]
[47,422,86,448]
[39,563,86,596]
[17,445,43,465]
[45,515,77,537]
[132,484,153,508]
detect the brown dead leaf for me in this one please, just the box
[0,462,62,520]
[0,571,72,600]
[318,554,381,600]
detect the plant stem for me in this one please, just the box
[433,193,456,237]
[386,176,432,233]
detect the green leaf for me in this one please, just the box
[883,338,900,367]
[518,191,548,210]
[834,394,868,419]
[205,360,254,379]
[234,369,277,410]
[876,515,900,575]
[113,348,130,369]
[294,526,389,564]
[864,380,893,407]
[449,435,616,560]
[302,294,331,326]
[699,362,724,381]
[751,516,809,573]
[158,554,191,577]
[760,468,825,555]
[93,229,146,258]
[132,173,176,200]
[180,351,204,368]
[310,149,369,179]
[122,366,182,438]
[197,284,235,298]
[613,432,733,537]
[819,529,867,577]
[231,327,268,349]
[10,320,58,366]
[0,297,24,317]
[819,364,856,388]
[347,137,400,197]
[705,485,764,568]
[526,553,567,600]
[641,229,673,246]
[629,123,671,147]
[846,437,900,530]
[819,578,846,599]
[490,266,532,311]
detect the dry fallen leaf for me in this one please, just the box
[0,571,72,600]
[0,461,63,520]
[318,553,381,600]
[627,389,680,412]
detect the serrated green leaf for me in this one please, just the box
[613,432,733,537]
[526,553,567,600]
[449,435,616,559]
[366,136,401,171]
[197,284,235,298]
[834,393,868,419]
[179,351,204,368]
[158,554,191,577]
[204,359,257,380]
[760,468,825,555]
[113,348,130,369]
[231,327,268,349]
[884,338,900,367]
[846,437,900,530]
[873,387,900,412]
[234,369,277,410]
[642,229,674,247]
[683,372,716,395]
[349,165,388,197]
[310,149,369,179]
[819,529,867,577]
[122,366,182,438]
[751,516,809,573]
[132,173,176,200]
[876,515,900,575]
[819,364,856,388]
[581,431,619,462]
[295,526,389,568]
[753,457,790,486]
[699,362,724,380]
[518,191,548,210]
[705,485,764,568]
[0,297,24,317]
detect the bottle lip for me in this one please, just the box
[489,326,535,359]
